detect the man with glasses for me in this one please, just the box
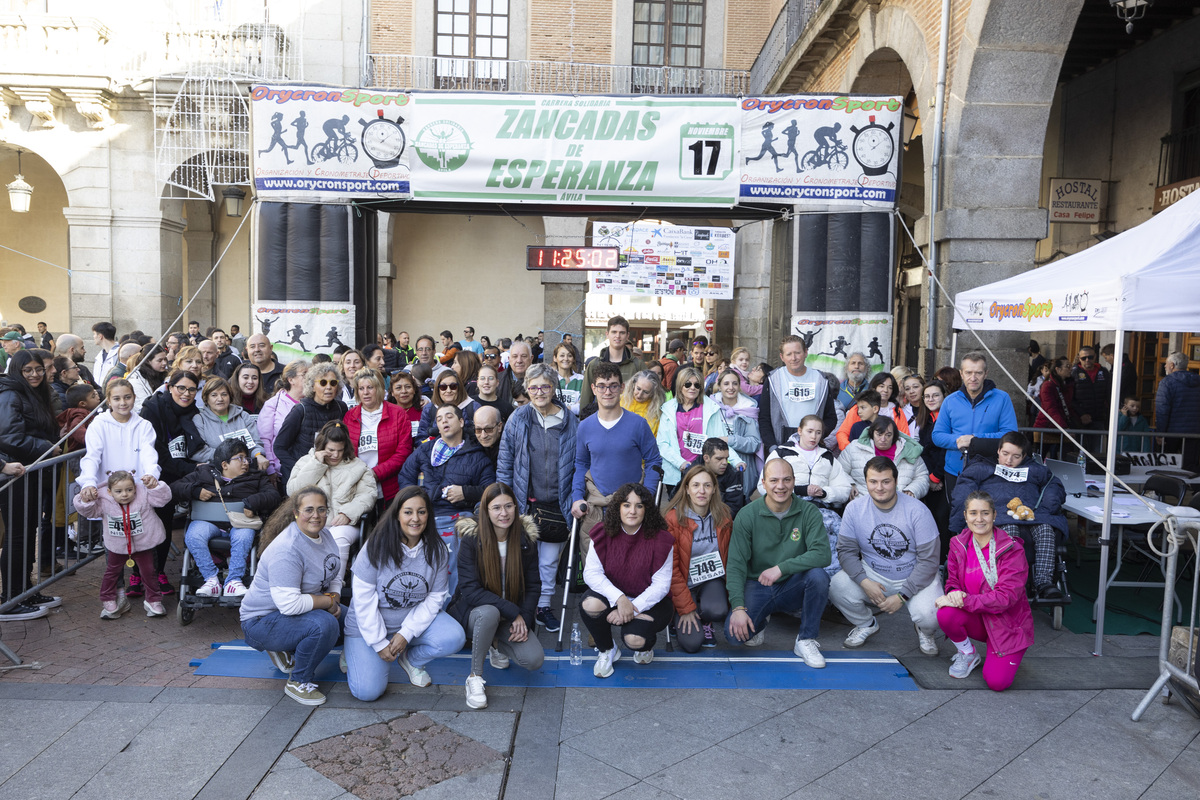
[571,362,662,534]
[404,334,449,381]
[461,326,484,355]
[246,334,285,394]
[579,316,646,409]
[1070,345,1112,437]
[472,405,503,466]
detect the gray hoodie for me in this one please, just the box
[192,403,264,464]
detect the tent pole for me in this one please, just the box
[1092,329,1126,656]
[950,330,958,367]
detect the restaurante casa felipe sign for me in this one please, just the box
[1048,178,1106,223]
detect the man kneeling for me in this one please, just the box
[830,456,943,654]
[725,459,831,668]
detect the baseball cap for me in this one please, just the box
[0,331,24,342]
[668,338,685,352]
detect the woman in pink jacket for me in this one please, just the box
[258,361,308,474]
[936,490,1035,691]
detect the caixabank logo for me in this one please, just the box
[413,120,472,172]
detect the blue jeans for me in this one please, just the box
[434,514,464,597]
[725,568,830,643]
[185,520,254,584]
[343,612,466,701]
[242,607,345,685]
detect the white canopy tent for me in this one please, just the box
[952,189,1200,655]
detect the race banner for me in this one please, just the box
[740,96,903,208]
[407,94,741,206]
[791,312,892,377]
[251,301,356,363]
[250,85,412,201]
[590,221,734,299]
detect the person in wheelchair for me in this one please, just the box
[950,431,1067,602]
[174,439,282,599]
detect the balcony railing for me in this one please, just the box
[0,14,113,76]
[748,0,824,95]
[365,54,750,96]
[1158,125,1200,187]
[127,23,301,81]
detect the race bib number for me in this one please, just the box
[411,421,421,439]
[167,435,187,459]
[682,430,708,453]
[561,388,581,408]
[783,384,815,402]
[222,428,257,450]
[688,551,725,585]
[359,432,378,454]
[994,464,1029,483]
[106,511,144,539]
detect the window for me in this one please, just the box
[633,0,705,68]
[435,0,510,86]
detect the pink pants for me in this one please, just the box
[936,606,1026,692]
[101,550,162,603]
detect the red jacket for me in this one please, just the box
[1034,376,1073,429]
[56,407,92,453]
[945,527,1035,656]
[343,402,413,503]
[664,507,732,616]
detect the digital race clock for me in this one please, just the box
[526,246,620,271]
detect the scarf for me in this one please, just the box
[431,438,463,467]
[973,534,998,588]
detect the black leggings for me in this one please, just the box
[580,589,672,653]
[674,578,728,654]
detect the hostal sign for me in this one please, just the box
[1048,178,1105,223]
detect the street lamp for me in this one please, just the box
[1110,0,1152,35]
[221,185,246,218]
[7,150,32,213]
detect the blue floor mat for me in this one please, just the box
[192,641,918,691]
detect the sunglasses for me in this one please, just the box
[439,382,460,391]
[483,354,498,359]
[317,378,339,387]
[705,351,717,356]
[1079,355,1094,360]
[682,381,701,389]
[477,424,502,435]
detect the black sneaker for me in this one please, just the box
[28,593,62,610]
[535,606,560,632]
[157,573,174,595]
[0,603,49,621]
[1036,583,1064,601]
[126,574,144,598]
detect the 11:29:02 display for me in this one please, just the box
[526,246,620,271]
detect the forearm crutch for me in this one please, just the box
[555,511,584,651]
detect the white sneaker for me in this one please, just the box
[593,646,621,678]
[633,650,654,665]
[794,638,826,669]
[196,576,221,598]
[144,600,166,617]
[397,652,432,687]
[843,618,879,648]
[949,650,982,679]
[223,579,248,598]
[100,593,130,620]
[465,674,487,709]
[488,646,510,670]
[916,626,939,656]
[744,630,766,647]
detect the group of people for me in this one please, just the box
[0,314,1075,709]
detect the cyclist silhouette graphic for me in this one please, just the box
[800,122,849,171]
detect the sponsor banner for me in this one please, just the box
[739,96,903,208]
[250,84,412,201]
[407,94,741,206]
[954,287,1120,331]
[791,313,892,376]
[1048,178,1105,223]
[590,221,734,299]
[251,301,356,363]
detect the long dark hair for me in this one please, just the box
[868,371,899,409]
[914,379,946,433]
[229,362,265,410]
[4,349,56,436]
[476,482,525,603]
[368,486,447,570]
[138,343,167,390]
[602,482,667,539]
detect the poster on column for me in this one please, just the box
[589,220,734,299]
[407,93,741,206]
[252,301,356,363]
[250,84,412,201]
[740,96,903,208]
[791,312,892,377]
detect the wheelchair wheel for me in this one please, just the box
[1052,605,1063,631]
[178,603,195,626]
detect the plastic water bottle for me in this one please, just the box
[569,623,583,666]
[1077,450,1086,471]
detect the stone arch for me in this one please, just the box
[0,144,70,332]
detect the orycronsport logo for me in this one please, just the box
[413,120,472,172]
[256,178,409,193]
[989,298,1054,322]
[742,184,894,202]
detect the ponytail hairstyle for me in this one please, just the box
[314,419,356,460]
[106,470,135,492]
[104,377,135,404]
[275,359,308,398]
[258,486,328,556]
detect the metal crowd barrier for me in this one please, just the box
[0,450,98,668]
[1016,426,1200,468]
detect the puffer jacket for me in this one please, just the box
[1155,369,1200,434]
[0,376,58,463]
[760,437,852,505]
[192,404,265,464]
[137,391,204,484]
[446,515,540,630]
[1034,375,1075,429]
[931,379,1018,476]
[73,481,173,554]
[397,438,496,517]
[273,396,348,482]
[1070,363,1112,424]
[172,463,282,523]
[287,450,378,524]
[497,402,579,521]
[343,401,414,504]
[665,508,731,617]
[945,527,1035,656]
[950,454,1067,540]
[838,427,930,499]
[656,396,743,486]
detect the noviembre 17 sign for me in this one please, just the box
[406,94,741,206]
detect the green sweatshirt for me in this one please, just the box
[726,496,831,608]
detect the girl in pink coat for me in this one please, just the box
[74,471,174,619]
[936,490,1035,690]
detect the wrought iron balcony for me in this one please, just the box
[365,54,749,96]
[748,0,824,95]
[1158,125,1200,187]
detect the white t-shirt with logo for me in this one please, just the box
[780,370,821,427]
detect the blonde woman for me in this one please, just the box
[620,370,665,435]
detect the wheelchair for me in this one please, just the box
[176,500,258,626]
[1010,530,1072,631]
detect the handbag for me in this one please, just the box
[529,499,568,544]
[214,479,263,530]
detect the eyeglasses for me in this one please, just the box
[21,366,45,376]
[299,506,329,516]
[594,383,622,394]
[439,382,460,391]
[172,385,198,394]
[527,385,554,394]
[477,424,502,435]
[681,381,701,389]
[230,455,249,464]
[317,378,339,387]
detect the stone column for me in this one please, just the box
[732,217,775,362]
[64,206,115,339]
[183,199,215,328]
[377,212,394,332]
[540,217,589,352]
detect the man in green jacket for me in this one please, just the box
[726,458,831,668]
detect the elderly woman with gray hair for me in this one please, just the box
[272,362,349,484]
